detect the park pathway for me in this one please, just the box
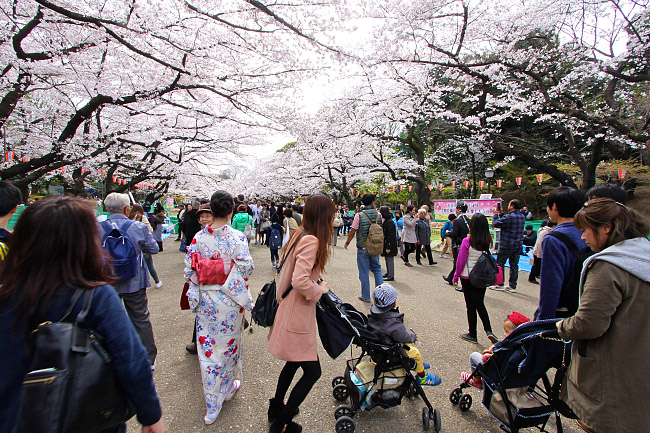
[128,237,579,433]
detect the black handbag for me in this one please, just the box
[252,235,302,327]
[316,291,356,359]
[17,288,136,433]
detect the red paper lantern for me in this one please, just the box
[536,174,543,185]
[516,177,523,186]
[479,180,485,188]
[464,180,470,188]
[618,169,627,180]
[496,179,503,188]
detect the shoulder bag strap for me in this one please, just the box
[60,289,85,322]
[276,233,304,272]
[277,234,306,299]
[71,288,95,354]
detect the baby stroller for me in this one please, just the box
[321,293,441,433]
[449,319,576,433]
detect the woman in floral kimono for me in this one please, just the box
[184,190,254,425]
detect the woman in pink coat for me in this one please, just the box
[267,194,336,433]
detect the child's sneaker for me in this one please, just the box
[417,372,442,386]
[461,372,483,390]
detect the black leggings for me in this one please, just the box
[403,242,416,263]
[461,278,493,337]
[274,360,321,417]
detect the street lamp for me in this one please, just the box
[485,167,495,194]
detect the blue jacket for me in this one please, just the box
[441,221,453,239]
[0,285,162,431]
[101,214,159,294]
[537,222,587,319]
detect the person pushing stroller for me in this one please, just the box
[367,283,442,386]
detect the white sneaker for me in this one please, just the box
[155,281,163,289]
[204,411,217,425]
[224,379,241,401]
[488,285,505,291]
[506,286,517,293]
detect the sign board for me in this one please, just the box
[465,199,501,216]
[479,194,493,199]
[165,197,174,207]
[433,200,457,220]
[433,199,502,221]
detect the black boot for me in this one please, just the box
[269,408,302,433]
[268,398,284,423]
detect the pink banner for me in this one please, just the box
[465,199,501,216]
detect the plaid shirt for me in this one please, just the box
[493,210,525,250]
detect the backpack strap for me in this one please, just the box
[359,211,375,243]
[121,219,134,233]
[547,231,582,258]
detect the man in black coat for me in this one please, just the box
[443,203,470,289]
[182,200,201,249]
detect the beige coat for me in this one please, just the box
[558,260,650,432]
[267,235,328,362]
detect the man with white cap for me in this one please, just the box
[366,283,442,386]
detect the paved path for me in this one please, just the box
[128,238,579,433]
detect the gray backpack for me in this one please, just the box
[360,212,384,256]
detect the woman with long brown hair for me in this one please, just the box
[453,213,499,345]
[267,193,335,433]
[556,198,650,432]
[0,196,164,433]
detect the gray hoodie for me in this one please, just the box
[579,237,650,295]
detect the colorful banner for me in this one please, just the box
[465,199,502,217]
[433,200,457,220]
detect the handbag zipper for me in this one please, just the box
[24,376,57,385]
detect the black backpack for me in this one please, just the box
[18,288,136,432]
[269,226,283,250]
[469,251,499,288]
[547,231,594,318]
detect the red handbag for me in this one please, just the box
[180,282,190,310]
[190,252,231,285]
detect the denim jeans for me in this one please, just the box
[357,248,383,301]
[496,247,520,288]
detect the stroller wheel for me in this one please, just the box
[459,393,472,412]
[332,376,346,388]
[449,388,462,405]
[432,408,441,432]
[422,407,430,431]
[334,405,354,420]
[335,415,355,433]
[333,384,349,402]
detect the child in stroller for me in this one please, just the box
[367,284,442,386]
[449,319,575,433]
[461,312,531,390]
[330,284,442,432]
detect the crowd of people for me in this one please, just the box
[1,180,648,433]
